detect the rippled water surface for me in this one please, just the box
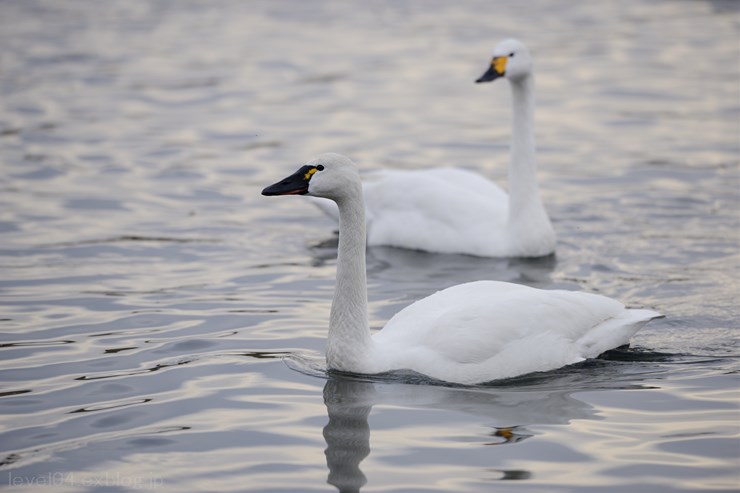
[1,1,739,492]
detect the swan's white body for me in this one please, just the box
[370,281,656,383]
[312,38,555,258]
[262,153,661,385]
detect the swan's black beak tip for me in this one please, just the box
[262,165,315,196]
[476,65,502,84]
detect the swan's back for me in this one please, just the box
[373,281,658,384]
[364,168,510,255]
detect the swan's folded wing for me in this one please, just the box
[373,281,651,382]
[363,170,509,254]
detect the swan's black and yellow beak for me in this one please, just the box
[476,56,507,83]
[262,165,319,196]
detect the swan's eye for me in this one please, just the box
[303,164,324,180]
[509,52,515,57]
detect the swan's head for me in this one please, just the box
[476,38,533,84]
[261,153,361,201]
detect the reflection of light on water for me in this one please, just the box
[0,0,738,491]
[537,372,740,490]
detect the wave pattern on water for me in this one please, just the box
[0,0,738,492]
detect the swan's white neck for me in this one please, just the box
[326,187,373,371]
[507,75,543,220]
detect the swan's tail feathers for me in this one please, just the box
[309,197,340,221]
[628,309,664,323]
[578,308,663,359]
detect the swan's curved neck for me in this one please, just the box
[508,75,542,218]
[327,188,372,370]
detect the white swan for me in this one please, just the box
[262,153,661,385]
[312,38,555,257]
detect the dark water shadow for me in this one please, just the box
[367,246,558,289]
[310,235,558,289]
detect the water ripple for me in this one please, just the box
[0,1,738,492]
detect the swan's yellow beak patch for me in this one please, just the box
[304,167,318,181]
[492,56,507,75]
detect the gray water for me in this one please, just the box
[1,1,739,492]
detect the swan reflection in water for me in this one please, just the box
[310,241,558,292]
[320,365,646,493]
